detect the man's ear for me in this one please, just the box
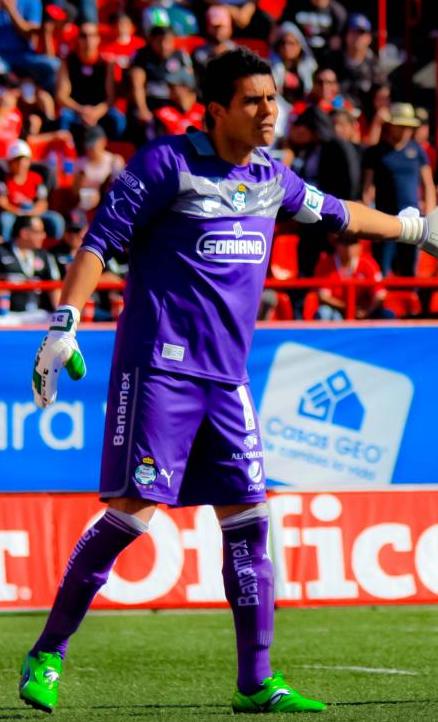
[208,101,226,125]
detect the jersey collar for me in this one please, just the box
[187,130,272,167]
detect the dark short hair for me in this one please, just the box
[11,215,40,238]
[202,47,273,129]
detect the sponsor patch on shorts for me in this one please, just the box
[162,343,185,362]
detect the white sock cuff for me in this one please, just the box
[220,504,268,531]
[105,508,149,534]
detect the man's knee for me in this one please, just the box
[215,502,268,522]
[107,497,157,524]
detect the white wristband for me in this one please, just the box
[398,215,426,245]
[49,305,80,334]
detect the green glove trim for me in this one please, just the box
[33,368,42,393]
[65,350,86,380]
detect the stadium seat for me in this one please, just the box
[270,292,294,320]
[383,290,421,318]
[173,35,205,53]
[258,0,286,20]
[428,291,438,314]
[270,233,299,280]
[234,38,269,58]
[302,291,320,320]
[107,141,136,163]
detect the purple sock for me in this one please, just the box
[221,508,274,695]
[31,509,147,658]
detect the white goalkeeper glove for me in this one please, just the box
[32,305,86,408]
[398,206,438,257]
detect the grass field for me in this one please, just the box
[2,606,438,721]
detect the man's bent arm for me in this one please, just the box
[345,201,401,240]
[59,249,104,311]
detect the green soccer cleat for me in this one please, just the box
[19,651,62,713]
[232,671,327,714]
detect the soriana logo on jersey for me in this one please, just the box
[196,222,266,264]
[259,342,414,488]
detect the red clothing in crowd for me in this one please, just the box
[154,103,205,135]
[0,107,22,159]
[2,170,46,208]
[315,250,386,312]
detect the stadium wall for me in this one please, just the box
[0,325,437,609]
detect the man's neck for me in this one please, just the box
[209,130,253,166]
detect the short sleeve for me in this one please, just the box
[81,141,180,265]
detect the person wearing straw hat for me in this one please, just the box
[363,102,436,276]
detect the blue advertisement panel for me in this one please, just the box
[0,325,437,491]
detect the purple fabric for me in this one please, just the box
[31,511,140,658]
[100,370,266,506]
[81,131,347,385]
[221,514,274,694]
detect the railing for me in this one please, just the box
[1,277,438,320]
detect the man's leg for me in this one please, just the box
[216,502,273,694]
[216,502,326,714]
[19,498,155,712]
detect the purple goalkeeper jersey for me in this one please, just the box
[82,131,348,383]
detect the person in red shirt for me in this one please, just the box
[314,232,395,319]
[0,82,22,159]
[0,139,65,242]
[153,69,205,135]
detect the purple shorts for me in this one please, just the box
[99,367,266,507]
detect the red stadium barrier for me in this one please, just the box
[2,277,438,321]
[1,490,437,610]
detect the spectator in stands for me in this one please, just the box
[17,77,56,135]
[325,13,387,110]
[0,0,60,94]
[194,0,272,41]
[192,5,235,85]
[63,0,98,24]
[0,79,22,159]
[50,209,88,278]
[280,0,347,62]
[129,25,194,144]
[142,0,199,36]
[0,215,60,312]
[415,107,437,178]
[0,140,65,243]
[73,126,125,212]
[299,66,357,118]
[56,22,126,142]
[313,232,395,320]
[360,81,391,146]
[101,13,145,88]
[154,69,205,135]
[270,22,317,105]
[331,108,362,162]
[362,102,436,276]
[286,106,361,279]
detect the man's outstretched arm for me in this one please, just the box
[345,201,438,255]
[344,201,401,239]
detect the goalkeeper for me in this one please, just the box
[20,47,438,715]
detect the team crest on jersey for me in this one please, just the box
[231,184,247,212]
[134,456,157,486]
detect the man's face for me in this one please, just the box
[387,124,414,145]
[19,219,46,249]
[216,74,278,148]
[150,32,174,59]
[9,156,31,174]
[207,16,232,42]
[346,28,371,52]
[314,71,338,101]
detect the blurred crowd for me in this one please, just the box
[0,0,436,323]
